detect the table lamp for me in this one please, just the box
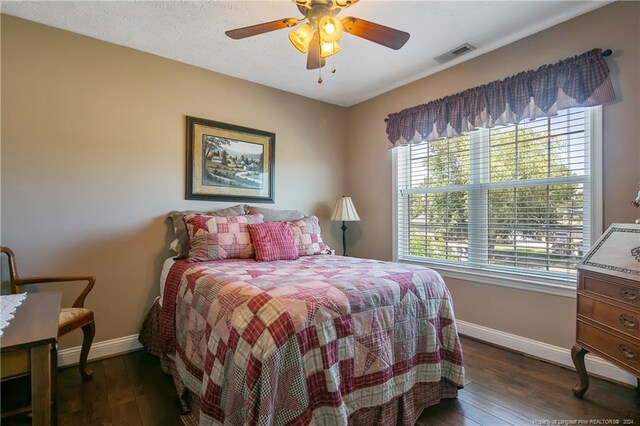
[331,196,360,256]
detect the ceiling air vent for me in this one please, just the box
[434,43,476,64]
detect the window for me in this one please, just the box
[394,107,601,291]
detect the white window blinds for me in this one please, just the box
[396,107,596,284]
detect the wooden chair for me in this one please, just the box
[1,247,96,379]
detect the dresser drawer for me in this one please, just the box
[577,321,640,375]
[578,295,640,340]
[580,274,640,307]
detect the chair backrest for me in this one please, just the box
[0,246,21,294]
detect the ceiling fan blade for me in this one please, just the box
[306,33,326,70]
[225,17,299,40]
[341,16,410,50]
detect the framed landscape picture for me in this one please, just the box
[186,116,275,203]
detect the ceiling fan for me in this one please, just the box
[225,0,410,78]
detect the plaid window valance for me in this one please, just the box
[385,48,616,149]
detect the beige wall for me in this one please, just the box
[2,2,639,352]
[346,1,640,348]
[0,15,347,348]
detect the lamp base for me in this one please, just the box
[341,221,348,256]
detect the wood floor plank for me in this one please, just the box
[460,381,567,421]
[110,399,143,426]
[57,365,83,416]
[459,337,500,357]
[58,409,84,426]
[3,336,637,425]
[582,375,640,415]
[103,356,136,407]
[458,352,542,400]
[80,361,114,425]
[123,350,182,425]
[455,384,535,424]
[527,377,631,419]
[443,398,513,425]
[417,398,482,425]
[463,337,639,418]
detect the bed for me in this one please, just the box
[141,253,465,425]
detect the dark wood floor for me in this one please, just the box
[2,336,638,425]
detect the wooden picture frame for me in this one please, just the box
[186,116,275,203]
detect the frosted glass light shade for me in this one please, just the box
[331,196,360,222]
[320,42,342,58]
[288,24,314,53]
[320,41,342,58]
[319,16,343,43]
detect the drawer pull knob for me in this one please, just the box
[618,345,638,361]
[620,287,638,301]
[619,314,639,330]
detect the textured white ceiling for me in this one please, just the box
[1,1,609,107]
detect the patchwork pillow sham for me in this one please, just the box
[288,215,331,256]
[247,222,299,262]
[168,204,246,258]
[183,213,263,262]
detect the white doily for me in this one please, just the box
[0,293,27,336]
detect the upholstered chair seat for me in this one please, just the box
[58,308,94,336]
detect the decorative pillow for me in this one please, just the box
[183,213,263,261]
[169,204,246,258]
[247,222,299,262]
[288,216,331,256]
[245,205,306,222]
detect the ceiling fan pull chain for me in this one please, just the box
[331,45,336,74]
[318,30,323,84]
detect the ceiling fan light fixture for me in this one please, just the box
[288,23,314,53]
[320,41,342,58]
[319,15,343,43]
[226,0,410,78]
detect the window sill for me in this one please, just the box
[396,258,578,298]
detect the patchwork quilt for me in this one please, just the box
[160,255,465,425]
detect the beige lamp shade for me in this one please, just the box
[331,196,360,222]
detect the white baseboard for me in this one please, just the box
[57,323,637,387]
[57,334,142,367]
[457,320,637,386]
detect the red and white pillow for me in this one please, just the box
[183,213,263,261]
[288,216,331,256]
[247,222,299,261]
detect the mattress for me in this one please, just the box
[158,256,175,307]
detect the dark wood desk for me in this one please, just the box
[1,292,61,425]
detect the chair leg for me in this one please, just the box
[79,321,95,380]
